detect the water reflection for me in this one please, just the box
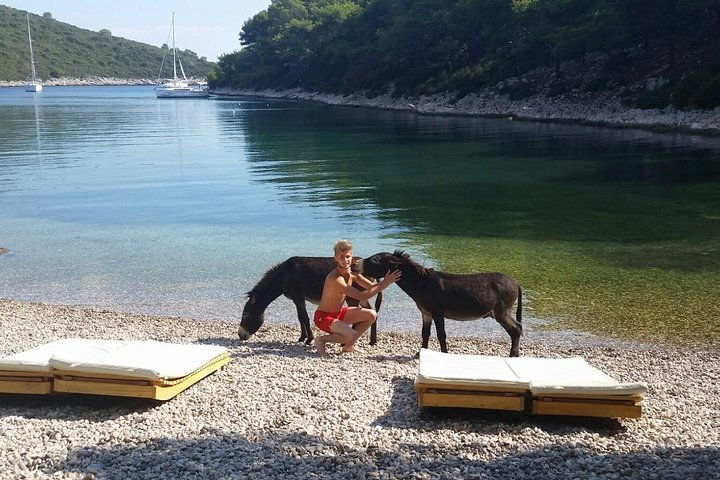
[224,98,720,247]
[32,98,43,159]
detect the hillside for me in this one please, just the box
[0,5,214,81]
[213,0,720,111]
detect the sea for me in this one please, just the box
[1,85,718,347]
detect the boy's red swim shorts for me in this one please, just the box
[313,306,349,333]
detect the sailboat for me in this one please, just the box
[155,12,208,98]
[25,13,42,93]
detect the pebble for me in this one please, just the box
[0,298,718,479]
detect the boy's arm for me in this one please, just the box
[336,271,400,302]
[352,274,376,290]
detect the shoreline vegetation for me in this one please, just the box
[0,297,718,478]
[3,77,719,136]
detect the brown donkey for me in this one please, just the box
[354,250,522,357]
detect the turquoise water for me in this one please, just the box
[1,86,718,346]
[0,87,404,320]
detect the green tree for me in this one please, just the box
[209,0,720,108]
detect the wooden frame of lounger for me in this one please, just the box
[0,370,54,395]
[415,383,642,418]
[415,381,527,411]
[52,352,231,401]
[529,392,643,418]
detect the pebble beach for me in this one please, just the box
[1,298,718,479]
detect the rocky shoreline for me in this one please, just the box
[214,86,720,136]
[2,75,718,135]
[0,297,718,479]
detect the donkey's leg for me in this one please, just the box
[494,302,522,357]
[433,315,448,352]
[293,298,314,344]
[370,292,382,346]
[420,311,433,350]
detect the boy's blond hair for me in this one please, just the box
[334,239,353,255]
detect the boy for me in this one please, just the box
[313,240,401,356]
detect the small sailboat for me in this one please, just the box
[155,12,208,98]
[25,13,42,93]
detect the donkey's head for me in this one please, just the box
[353,250,411,279]
[238,292,264,340]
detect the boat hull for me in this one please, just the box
[156,89,209,98]
[25,82,42,93]
[155,84,209,98]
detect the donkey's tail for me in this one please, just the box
[516,286,523,332]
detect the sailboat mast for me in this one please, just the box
[172,12,178,84]
[27,13,37,82]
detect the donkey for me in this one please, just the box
[239,256,382,345]
[353,250,522,357]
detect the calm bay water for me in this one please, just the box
[1,86,718,346]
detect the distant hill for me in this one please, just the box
[0,5,215,81]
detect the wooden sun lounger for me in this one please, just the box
[0,339,230,401]
[415,349,647,418]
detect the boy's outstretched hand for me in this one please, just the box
[384,269,402,285]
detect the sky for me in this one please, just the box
[2,0,272,61]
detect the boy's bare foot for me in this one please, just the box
[314,337,329,357]
[341,345,362,354]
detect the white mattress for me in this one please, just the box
[417,349,531,388]
[506,356,647,396]
[417,349,647,396]
[1,339,229,380]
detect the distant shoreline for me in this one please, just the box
[214,86,720,137]
[0,76,205,87]
[2,77,718,136]
[0,77,156,87]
